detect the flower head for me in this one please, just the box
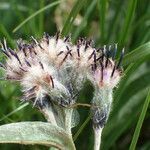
[0,35,72,107]
[0,35,124,108]
[89,45,124,129]
[0,34,124,147]
[90,45,124,89]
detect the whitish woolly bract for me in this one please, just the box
[0,33,123,107]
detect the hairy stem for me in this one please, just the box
[92,88,113,150]
[64,108,73,135]
[40,107,57,126]
[94,127,103,150]
[64,108,76,149]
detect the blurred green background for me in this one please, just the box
[0,0,150,150]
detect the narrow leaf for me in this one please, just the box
[0,24,15,47]
[0,122,75,150]
[61,0,86,36]
[0,103,29,122]
[129,89,150,150]
[72,0,97,42]
[123,42,150,66]
[73,114,91,141]
[98,0,108,44]
[118,0,137,50]
[13,1,61,33]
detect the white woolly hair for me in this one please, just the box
[0,33,123,105]
[89,58,122,89]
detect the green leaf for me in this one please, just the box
[0,2,28,11]
[113,61,148,113]
[98,0,108,44]
[0,24,15,47]
[123,42,150,66]
[107,0,123,42]
[0,103,29,122]
[0,122,75,150]
[129,89,150,150]
[114,63,135,102]
[61,0,87,36]
[118,0,137,50]
[73,114,91,141]
[113,71,150,118]
[13,1,61,33]
[102,91,146,150]
[72,0,97,42]
[102,71,150,149]
[38,0,45,36]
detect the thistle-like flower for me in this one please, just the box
[0,33,124,149]
[0,34,100,135]
[89,45,124,150]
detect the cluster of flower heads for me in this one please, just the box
[0,33,124,110]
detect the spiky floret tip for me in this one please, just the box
[0,33,124,107]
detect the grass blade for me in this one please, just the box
[61,0,87,36]
[73,114,91,141]
[102,71,150,149]
[72,0,97,41]
[114,63,134,102]
[38,0,45,36]
[118,0,137,50]
[13,0,61,33]
[0,24,15,47]
[0,103,29,122]
[102,90,147,150]
[98,0,108,44]
[123,41,150,66]
[113,71,150,116]
[107,0,123,42]
[129,89,150,150]
[114,59,147,111]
